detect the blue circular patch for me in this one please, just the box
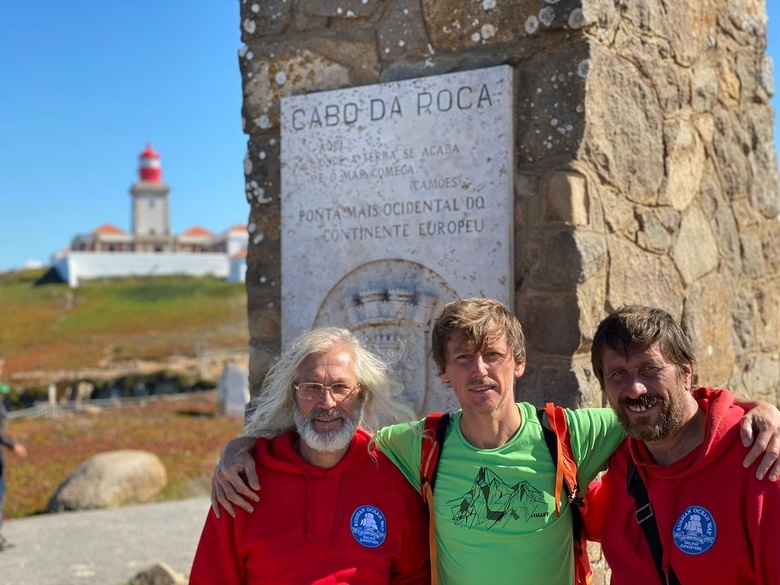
[350,505,387,548]
[673,505,716,555]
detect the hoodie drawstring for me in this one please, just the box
[304,471,315,544]
[330,472,349,550]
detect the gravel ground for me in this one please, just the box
[0,496,211,585]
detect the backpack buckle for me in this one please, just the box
[635,502,654,524]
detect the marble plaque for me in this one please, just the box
[280,66,515,413]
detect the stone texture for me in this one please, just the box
[740,227,766,278]
[544,170,589,225]
[697,157,721,219]
[515,43,589,164]
[759,54,775,99]
[746,105,780,218]
[530,230,607,288]
[750,278,780,353]
[584,46,664,205]
[692,64,719,112]
[575,271,609,356]
[517,356,595,409]
[682,274,738,388]
[377,0,431,63]
[422,0,529,50]
[671,207,719,285]
[240,36,380,132]
[517,290,581,358]
[238,0,294,40]
[47,450,167,512]
[737,353,780,405]
[763,220,780,274]
[637,208,673,253]
[598,187,636,236]
[712,109,751,201]
[713,207,743,277]
[607,238,684,317]
[731,287,757,351]
[617,1,717,67]
[661,119,705,211]
[720,0,768,49]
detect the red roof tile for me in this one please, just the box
[92,223,126,235]
[180,226,215,237]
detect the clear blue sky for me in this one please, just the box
[1,3,778,273]
[0,3,246,272]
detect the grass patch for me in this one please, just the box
[0,273,248,375]
[3,390,245,519]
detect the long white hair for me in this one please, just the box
[245,328,416,438]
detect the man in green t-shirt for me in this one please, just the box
[209,299,780,584]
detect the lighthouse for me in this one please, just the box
[138,142,163,182]
[130,143,172,251]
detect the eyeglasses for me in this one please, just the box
[294,382,361,401]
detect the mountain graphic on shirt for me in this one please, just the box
[447,467,545,528]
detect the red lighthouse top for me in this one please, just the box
[138,143,162,183]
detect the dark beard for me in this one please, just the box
[616,393,688,442]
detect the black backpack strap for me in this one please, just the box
[626,460,680,585]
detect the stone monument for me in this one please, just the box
[239,1,779,416]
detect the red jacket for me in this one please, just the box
[190,429,430,584]
[586,388,780,584]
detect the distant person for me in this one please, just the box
[211,299,780,585]
[189,328,430,584]
[585,306,780,584]
[0,356,28,551]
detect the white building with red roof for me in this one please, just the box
[54,144,248,286]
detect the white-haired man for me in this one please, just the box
[189,328,430,584]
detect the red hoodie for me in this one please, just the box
[190,429,430,585]
[586,388,780,584]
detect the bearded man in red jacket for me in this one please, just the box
[189,328,430,585]
[585,305,780,585]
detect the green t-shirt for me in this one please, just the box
[375,403,625,585]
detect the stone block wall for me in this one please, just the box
[238,0,779,413]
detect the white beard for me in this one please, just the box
[293,401,363,453]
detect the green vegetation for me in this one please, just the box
[0,270,251,520]
[3,391,245,519]
[0,270,249,375]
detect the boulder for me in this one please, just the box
[47,450,167,512]
[127,562,186,585]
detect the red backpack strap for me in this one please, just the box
[542,403,582,515]
[539,403,592,585]
[419,413,450,585]
[420,413,445,500]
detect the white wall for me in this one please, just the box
[228,256,247,283]
[54,252,230,287]
[226,231,249,256]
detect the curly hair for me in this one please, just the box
[245,327,416,438]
